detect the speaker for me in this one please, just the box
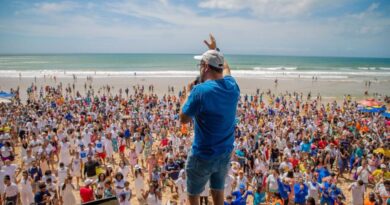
[81,197,119,205]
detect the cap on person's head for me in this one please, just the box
[381,164,386,169]
[194,50,224,70]
[84,179,93,186]
[239,183,245,190]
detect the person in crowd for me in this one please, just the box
[0,40,389,205]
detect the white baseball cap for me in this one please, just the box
[194,50,224,70]
[84,179,94,186]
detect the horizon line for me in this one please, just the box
[0,52,389,59]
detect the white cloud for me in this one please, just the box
[34,1,79,13]
[198,0,316,18]
[367,2,379,12]
[0,0,389,57]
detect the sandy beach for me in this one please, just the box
[1,76,390,103]
[0,75,389,205]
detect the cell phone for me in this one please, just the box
[194,76,201,85]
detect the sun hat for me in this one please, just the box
[194,50,224,70]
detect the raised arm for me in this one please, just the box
[204,34,231,77]
[223,61,231,76]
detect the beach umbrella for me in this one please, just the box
[0,91,14,98]
[359,98,383,107]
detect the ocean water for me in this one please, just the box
[0,54,390,81]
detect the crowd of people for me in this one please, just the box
[0,80,389,205]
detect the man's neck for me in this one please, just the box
[203,74,223,82]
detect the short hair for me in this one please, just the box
[39,182,46,189]
[208,64,223,74]
[306,197,316,205]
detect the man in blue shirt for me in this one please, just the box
[277,178,291,204]
[34,182,51,205]
[180,34,240,205]
[231,184,253,205]
[316,165,330,183]
[293,179,308,205]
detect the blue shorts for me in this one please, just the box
[185,150,231,196]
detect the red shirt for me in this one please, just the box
[289,157,299,168]
[161,138,168,147]
[318,140,327,149]
[80,186,94,203]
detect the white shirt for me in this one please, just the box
[2,164,17,181]
[60,142,70,154]
[349,182,364,205]
[118,166,130,178]
[1,147,11,157]
[224,174,234,196]
[254,159,268,174]
[4,183,18,197]
[357,166,369,184]
[279,161,293,171]
[175,178,186,195]
[283,147,292,158]
[134,141,143,154]
[95,140,104,153]
[22,156,36,168]
[266,174,278,191]
[29,139,42,153]
[58,167,68,184]
[307,181,320,201]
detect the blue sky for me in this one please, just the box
[0,0,389,57]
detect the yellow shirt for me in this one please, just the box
[372,169,390,180]
[299,163,307,173]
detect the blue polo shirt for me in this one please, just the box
[182,75,240,159]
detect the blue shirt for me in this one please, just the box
[277,179,291,199]
[34,190,51,205]
[293,183,308,204]
[232,190,253,205]
[254,192,266,205]
[316,167,330,183]
[182,75,240,158]
[320,182,333,204]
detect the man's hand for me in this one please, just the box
[204,33,217,50]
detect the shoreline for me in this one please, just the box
[1,76,390,103]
